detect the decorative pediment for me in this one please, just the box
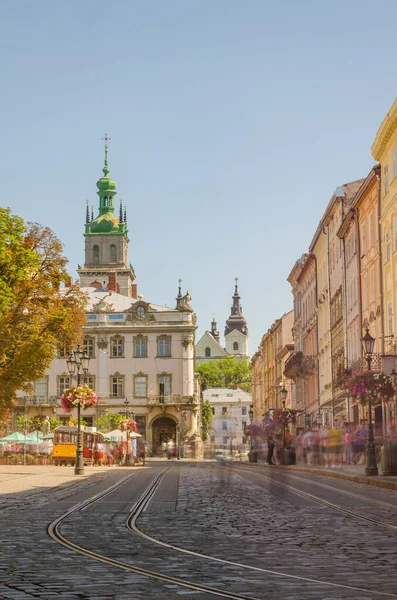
[125,301,155,322]
[97,338,108,349]
[91,298,115,313]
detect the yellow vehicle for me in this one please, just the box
[53,426,104,466]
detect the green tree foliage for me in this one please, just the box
[201,399,214,441]
[196,357,252,392]
[0,208,87,422]
[15,414,61,433]
[97,413,124,433]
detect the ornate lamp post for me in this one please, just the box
[248,405,254,452]
[362,327,378,476]
[66,344,90,476]
[280,385,288,465]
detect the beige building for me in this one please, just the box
[13,149,202,457]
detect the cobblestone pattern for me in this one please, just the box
[1,464,397,599]
[138,464,397,599]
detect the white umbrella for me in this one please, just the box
[106,429,142,440]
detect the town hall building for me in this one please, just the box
[14,144,202,457]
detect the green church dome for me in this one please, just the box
[96,176,117,193]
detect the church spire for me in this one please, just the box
[86,200,90,224]
[119,200,123,222]
[176,278,182,309]
[102,133,111,177]
[224,277,248,337]
[211,315,220,343]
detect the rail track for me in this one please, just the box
[46,462,397,599]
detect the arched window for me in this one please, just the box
[205,347,211,357]
[110,244,117,263]
[93,245,99,264]
[233,341,239,351]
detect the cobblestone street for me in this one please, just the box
[1,463,397,599]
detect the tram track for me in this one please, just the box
[47,466,261,600]
[46,462,397,599]
[231,465,397,532]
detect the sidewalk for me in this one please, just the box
[245,461,397,491]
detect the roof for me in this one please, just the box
[81,287,179,313]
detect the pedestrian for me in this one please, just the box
[345,428,354,464]
[266,435,275,465]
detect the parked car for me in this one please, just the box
[214,450,234,462]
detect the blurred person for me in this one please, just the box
[328,425,343,467]
[354,423,367,464]
[345,428,355,464]
[266,435,275,465]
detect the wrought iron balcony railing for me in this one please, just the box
[284,351,317,380]
[18,396,59,406]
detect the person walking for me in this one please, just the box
[266,435,275,465]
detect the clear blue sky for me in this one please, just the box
[1,0,397,352]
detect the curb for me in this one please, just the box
[240,462,397,491]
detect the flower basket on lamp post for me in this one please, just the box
[345,368,396,476]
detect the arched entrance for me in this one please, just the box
[152,416,176,456]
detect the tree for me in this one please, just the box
[196,357,252,392]
[15,414,61,433]
[201,399,214,441]
[97,413,124,433]
[0,209,87,423]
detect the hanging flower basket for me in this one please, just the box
[120,419,138,433]
[60,385,98,412]
[344,370,396,407]
[272,408,299,426]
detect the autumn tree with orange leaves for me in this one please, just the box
[0,208,87,422]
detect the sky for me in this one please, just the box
[1,0,397,353]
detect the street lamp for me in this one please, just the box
[361,327,378,476]
[66,344,90,475]
[248,405,254,452]
[280,385,288,465]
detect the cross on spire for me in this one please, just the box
[101,133,111,152]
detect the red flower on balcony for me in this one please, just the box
[344,370,396,407]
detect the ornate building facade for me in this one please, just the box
[14,147,202,457]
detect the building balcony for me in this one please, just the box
[284,351,317,380]
[147,394,199,406]
[17,396,59,407]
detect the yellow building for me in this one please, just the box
[372,98,397,357]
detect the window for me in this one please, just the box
[158,374,171,397]
[385,165,389,194]
[369,211,374,248]
[386,230,391,261]
[134,336,147,357]
[110,336,124,358]
[388,303,393,337]
[134,375,147,397]
[393,148,396,180]
[361,221,366,255]
[233,341,239,351]
[223,436,229,445]
[394,218,397,252]
[109,244,117,263]
[82,376,95,389]
[370,269,375,302]
[157,336,171,357]
[111,376,124,397]
[242,407,247,415]
[83,337,95,358]
[57,376,71,396]
[34,378,48,398]
[242,421,247,430]
[205,347,211,357]
[222,407,228,415]
[211,407,215,415]
[93,245,99,263]
[222,421,228,430]
[57,346,68,358]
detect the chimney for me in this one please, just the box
[108,272,117,292]
[130,284,138,299]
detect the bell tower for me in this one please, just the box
[77,136,137,298]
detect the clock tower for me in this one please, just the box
[77,138,137,298]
